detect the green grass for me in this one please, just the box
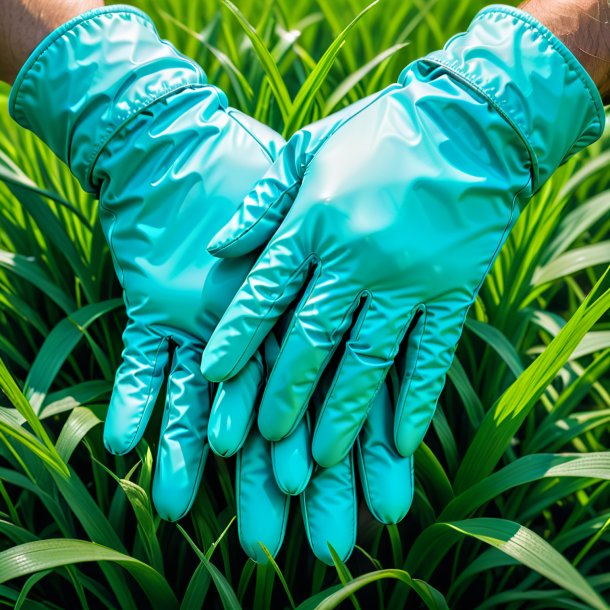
[0,0,609,607]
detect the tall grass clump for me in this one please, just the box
[0,0,609,608]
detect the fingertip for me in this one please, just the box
[206,198,269,259]
[152,478,192,523]
[103,417,138,456]
[207,434,238,458]
[257,410,291,443]
[364,459,414,525]
[312,540,354,567]
[200,348,233,383]
[240,540,276,565]
[207,225,260,259]
[207,407,249,458]
[206,226,236,258]
[272,436,313,496]
[394,424,426,458]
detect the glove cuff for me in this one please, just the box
[401,4,605,192]
[9,6,207,193]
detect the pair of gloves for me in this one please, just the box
[9,4,604,564]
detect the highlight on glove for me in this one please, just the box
[201,5,604,469]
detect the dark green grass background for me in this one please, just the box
[0,0,609,608]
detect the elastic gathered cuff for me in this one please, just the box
[401,5,605,192]
[9,6,208,192]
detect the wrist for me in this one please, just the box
[519,0,610,103]
[9,6,208,193]
[407,5,605,193]
[0,0,103,83]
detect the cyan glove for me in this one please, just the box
[7,5,413,566]
[8,5,286,523]
[201,5,605,467]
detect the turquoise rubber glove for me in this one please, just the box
[8,5,286,522]
[201,5,605,467]
[7,6,412,565]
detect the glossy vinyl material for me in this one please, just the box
[201,5,604,468]
[9,6,414,565]
[9,6,283,522]
[234,347,414,565]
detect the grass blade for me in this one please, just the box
[0,539,178,610]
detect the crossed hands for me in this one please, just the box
[8,4,604,563]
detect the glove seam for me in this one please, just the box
[478,6,605,170]
[416,55,540,190]
[209,181,301,255]
[475,5,604,134]
[214,253,321,382]
[357,437,388,523]
[395,305,428,438]
[226,109,277,165]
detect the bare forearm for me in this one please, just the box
[520,0,610,103]
[0,0,102,83]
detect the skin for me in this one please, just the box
[0,0,102,83]
[520,0,610,103]
[1,0,609,98]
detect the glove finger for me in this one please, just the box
[301,454,356,565]
[394,303,466,457]
[357,381,413,524]
[208,352,263,457]
[152,341,210,521]
[271,415,313,496]
[207,139,304,259]
[237,429,289,563]
[312,303,406,468]
[201,239,312,383]
[257,282,358,442]
[104,321,169,455]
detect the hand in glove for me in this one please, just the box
[8,5,285,521]
[201,6,604,467]
[8,7,414,566]
[216,333,414,565]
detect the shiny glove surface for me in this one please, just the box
[8,6,413,565]
[8,5,284,521]
[201,331,413,566]
[222,334,413,565]
[201,5,604,467]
